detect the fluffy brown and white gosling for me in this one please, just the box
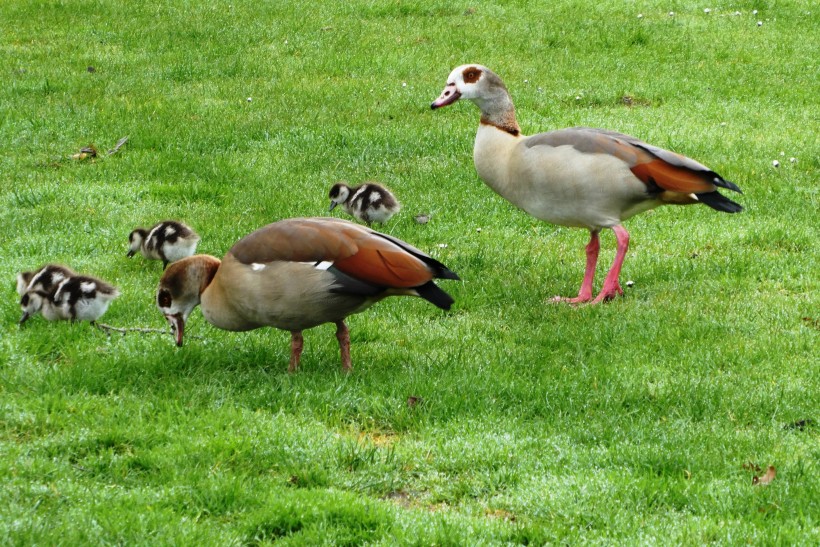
[128,220,200,268]
[20,274,120,324]
[328,181,401,225]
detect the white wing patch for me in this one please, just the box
[250,263,266,271]
[80,281,97,293]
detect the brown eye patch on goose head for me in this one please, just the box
[157,288,172,309]
[462,67,481,84]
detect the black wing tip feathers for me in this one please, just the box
[712,175,743,194]
[696,191,744,213]
[437,267,461,281]
[414,281,456,311]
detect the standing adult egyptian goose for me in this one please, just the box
[128,220,200,268]
[328,181,401,225]
[431,64,743,303]
[156,217,459,372]
[20,274,120,324]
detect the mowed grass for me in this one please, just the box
[1,0,818,544]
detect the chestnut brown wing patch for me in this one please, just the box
[334,246,434,288]
[630,159,718,194]
[526,127,725,195]
[230,218,359,264]
[229,218,442,288]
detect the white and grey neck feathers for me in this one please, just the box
[431,64,521,136]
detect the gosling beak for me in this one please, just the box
[328,201,338,212]
[127,250,136,258]
[19,312,31,325]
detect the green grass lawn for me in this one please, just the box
[1,0,818,544]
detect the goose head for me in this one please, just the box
[127,229,147,257]
[156,255,220,346]
[431,64,510,111]
[328,182,351,211]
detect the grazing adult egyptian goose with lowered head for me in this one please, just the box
[20,273,120,324]
[328,181,401,225]
[156,217,459,372]
[431,64,743,304]
[128,220,200,268]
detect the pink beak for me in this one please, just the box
[167,314,185,347]
[431,85,461,109]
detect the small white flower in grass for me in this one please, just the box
[704,8,711,14]
[757,21,763,26]
[637,14,643,19]
[402,82,407,87]
[437,243,448,249]
[575,95,582,100]
[753,10,758,15]
[626,280,635,288]
[772,160,780,167]
[780,151,785,156]
[669,11,675,16]
[790,157,797,163]
[247,97,252,102]
[476,227,482,233]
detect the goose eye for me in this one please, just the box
[157,289,172,308]
[463,68,481,83]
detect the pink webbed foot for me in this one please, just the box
[550,293,593,305]
[550,230,599,305]
[589,282,624,304]
[589,225,629,304]
[551,225,629,305]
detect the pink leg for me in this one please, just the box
[288,331,304,373]
[553,230,600,304]
[335,321,352,372]
[591,225,629,304]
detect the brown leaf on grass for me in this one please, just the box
[71,144,97,160]
[485,508,516,521]
[407,396,423,408]
[107,136,129,155]
[753,465,776,486]
[801,316,820,330]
